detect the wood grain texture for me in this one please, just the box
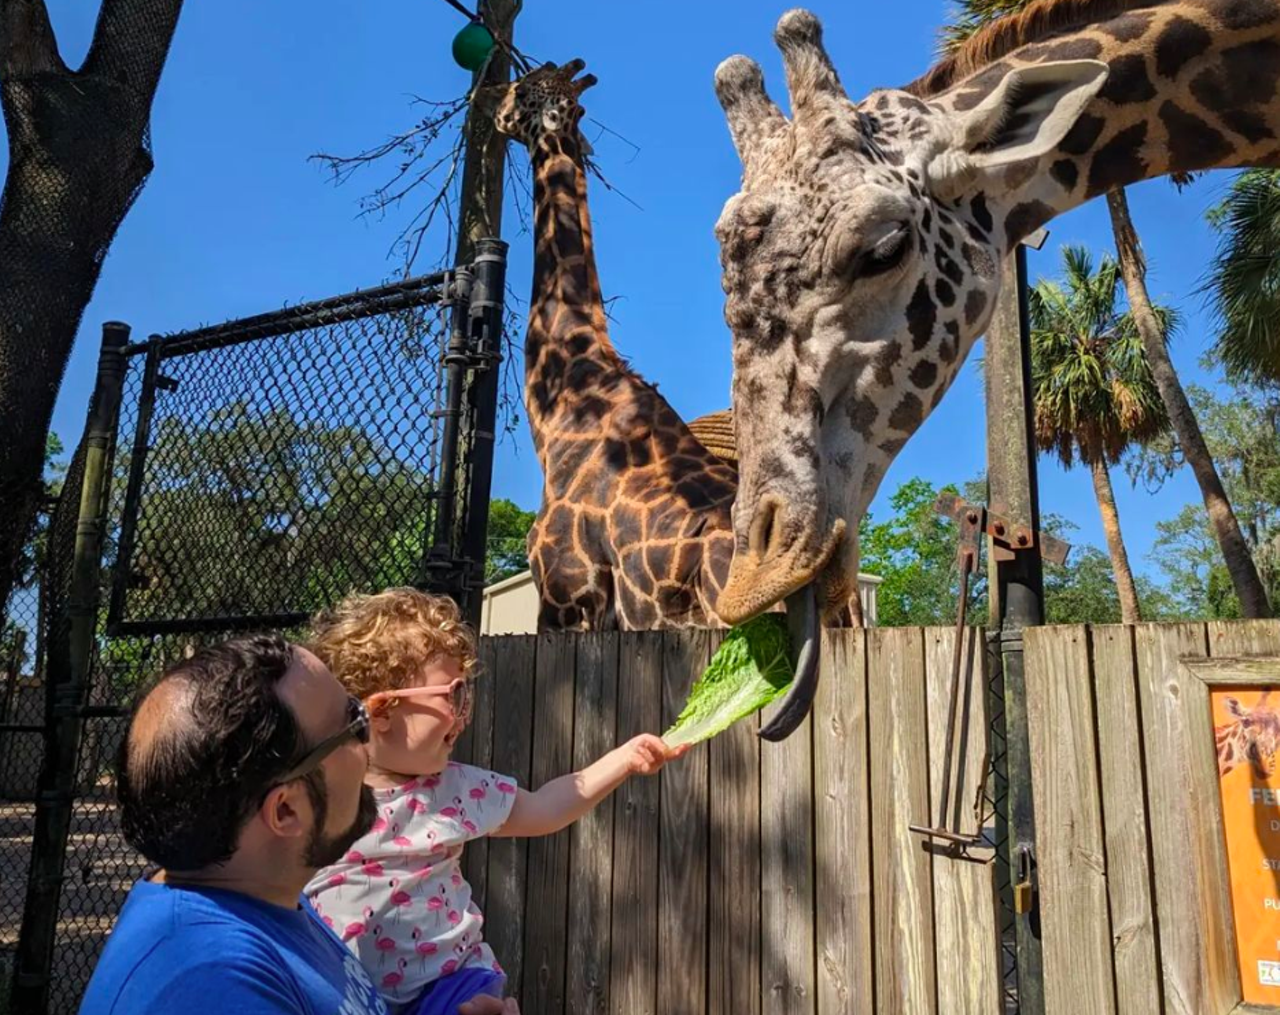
[566,632,619,1015]
[813,629,874,1015]
[522,633,577,1015]
[1134,622,1238,1015]
[707,630,762,1015]
[923,625,1001,1015]
[761,678,816,1015]
[610,632,662,1015]
[868,626,936,1015]
[658,630,710,1015]
[1088,625,1162,1015]
[485,634,537,997]
[1024,626,1116,1015]
[462,635,499,911]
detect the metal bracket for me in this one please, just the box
[933,493,1070,566]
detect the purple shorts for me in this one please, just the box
[403,967,507,1015]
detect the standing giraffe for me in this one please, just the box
[707,0,1280,736]
[484,63,817,643]
[1216,691,1280,778]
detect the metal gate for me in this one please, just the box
[0,240,507,1013]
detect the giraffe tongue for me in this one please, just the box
[757,584,820,743]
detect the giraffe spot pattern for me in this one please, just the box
[907,278,937,351]
[1160,100,1233,171]
[1050,158,1079,191]
[1004,200,1053,247]
[909,360,938,389]
[889,393,924,434]
[964,289,988,327]
[1099,54,1157,103]
[1154,16,1213,79]
[1191,0,1278,30]
[1059,113,1106,156]
[1099,10,1156,40]
[1087,122,1149,195]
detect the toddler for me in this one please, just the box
[305,588,684,1014]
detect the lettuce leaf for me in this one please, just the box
[663,614,794,747]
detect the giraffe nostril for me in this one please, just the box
[749,499,783,559]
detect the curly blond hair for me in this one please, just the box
[307,588,477,700]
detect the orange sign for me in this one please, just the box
[1213,686,1280,1005]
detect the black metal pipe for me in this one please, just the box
[456,238,508,626]
[13,321,130,1015]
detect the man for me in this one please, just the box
[81,634,518,1015]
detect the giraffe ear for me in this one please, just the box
[1225,696,1248,718]
[927,60,1109,200]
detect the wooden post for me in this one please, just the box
[985,241,1047,1015]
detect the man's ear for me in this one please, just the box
[260,783,307,840]
[928,60,1109,201]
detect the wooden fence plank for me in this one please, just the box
[1088,625,1162,1015]
[761,672,816,1015]
[868,626,936,1015]
[708,630,762,1015]
[1134,622,1239,1015]
[814,629,874,1015]
[567,632,619,1015]
[1207,619,1280,658]
[923,625,1000,1015]
[523,632,577,1015]
[611,632,663,1015]
[1024,626,1116,1015]
[658,630,710,1015]
[463,635,499,911]
[485,634,537,997]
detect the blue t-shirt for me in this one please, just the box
[79,879,388,1015]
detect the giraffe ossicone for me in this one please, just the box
[713,0,1280,648]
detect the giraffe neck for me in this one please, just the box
[524,132,620,458]
[945,0,1280,243]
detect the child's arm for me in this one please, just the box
[491,734,687,838]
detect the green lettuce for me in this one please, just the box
[663,614,793,747]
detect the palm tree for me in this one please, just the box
[1030,246,1171,622]
[942,1,1272,619]
[1204,170,1280,385]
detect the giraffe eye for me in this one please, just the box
[861,224,911,277]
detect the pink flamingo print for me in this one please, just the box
[361,860,385,879]
[411,927,439,971]
[441,958,459,976]
[344,849,366,864]
[422,773,441,790]
[427,887,447,922]
[495,780,516,797]
[412,863,434,880]
[439,796,463,820]
[325,872,347,898]
[469,780,489,812]
[399,777,418,792]
[407,796,428,815]
[447,908,461,926]
[381,957,408,995]
[390,822,412,849]
[373,926,396,966]
[388,879,413,923]
[451,872,463,888]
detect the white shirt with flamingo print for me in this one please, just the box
[305,761,518,1008]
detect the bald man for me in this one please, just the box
[81,634,518,1015]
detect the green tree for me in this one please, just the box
[1204,170,1280,385]
[485,498,535,584]
[942,0,1271,619]
[1030,245,1170,622]
[1150,503,1243,619]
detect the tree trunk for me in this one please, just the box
[0,0,184,619]
[1106,187,1272,618]
[1090,456,1143,623]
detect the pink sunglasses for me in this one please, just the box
[365,679,473,723]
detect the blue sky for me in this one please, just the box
[8,0,1242,585]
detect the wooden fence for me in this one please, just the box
[455,626,1002,1015]
[458,621,1280,1014]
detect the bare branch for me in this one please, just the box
[0,0,64,79]
[83,0,184,102]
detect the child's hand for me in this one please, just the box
[458,997,520,1015]
[623,734,690,776]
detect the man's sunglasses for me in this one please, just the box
[365,679,473,724]
[269,694,370,789]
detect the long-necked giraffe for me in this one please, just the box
[705,0,1280,736]
[1216,691,1280,777]
[485,63,815,644]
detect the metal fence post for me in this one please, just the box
[12,322,129,1015]
[985,244,1046,1015]
[457,237,508,627]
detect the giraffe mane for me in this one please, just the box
[904,0,1162,97]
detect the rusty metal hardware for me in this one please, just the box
[1013,845,1035,914]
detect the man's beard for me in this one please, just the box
[302,777,378,869]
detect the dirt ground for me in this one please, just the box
[1,785,146,1014]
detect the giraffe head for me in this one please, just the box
[711,9,1108,623]
[488,59,597,151]
[1217,693,1280,779]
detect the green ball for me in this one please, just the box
[452,22,495,71]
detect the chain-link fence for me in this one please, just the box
[0,242,506,1013]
